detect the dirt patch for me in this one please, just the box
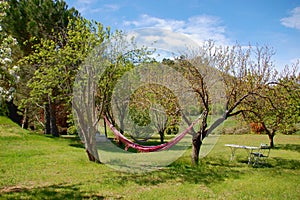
[0,185,29,193]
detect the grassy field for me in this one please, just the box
[0,116,299,199]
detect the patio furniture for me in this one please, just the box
[225,144,260,164]
[250,143,271,166]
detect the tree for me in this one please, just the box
[0,1,20,116]
[168,43,279,165]
[2,0,79,130]
[128,83,181,143]
[73,30,157,162]
[20,17,106,138]
[91,31,154,132]
[2,0,79,56]
[241,62,300,147]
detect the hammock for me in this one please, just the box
[103,114,202,152]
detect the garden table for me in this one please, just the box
[225,144,259,164]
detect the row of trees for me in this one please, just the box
[0,0,299,165]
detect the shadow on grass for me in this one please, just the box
[59,136,85,149]
[241,157,300,169]
[69,143,85,149]
[104,157,243,186]
[105,154,300,186]
[0,183,121,200]
[274,144,300,153]
[270,157,300,170]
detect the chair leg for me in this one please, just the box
[252,157,259,166]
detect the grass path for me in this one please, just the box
[0,117,299,199]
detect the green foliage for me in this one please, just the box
[19,17,107,131]
[165,125,179,135]
[128,83,181,139]
[2,0,79,55]
[241,63,300,138]
[129,106,151,126]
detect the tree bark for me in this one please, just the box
[159,130,164,143]
[191,111,208,165]
[21,108,28,129]
[48,96,59,137]
[120,118,124,134]
[104,118,107,137]
[86,149,101,163]
[268,132,275,148]
[192,134,202,165]
[44,103,51,134]
[85,131,101,163]
[262,122,275,148]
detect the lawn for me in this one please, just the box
[0,116,299,199]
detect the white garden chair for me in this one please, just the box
[251,143,271,166]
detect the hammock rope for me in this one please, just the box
[103,114,202,152]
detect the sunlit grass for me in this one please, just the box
[0,116,299,199]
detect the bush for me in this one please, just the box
[67,125,77,135]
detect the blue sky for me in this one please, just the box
[65,0,300,70]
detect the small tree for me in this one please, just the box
[241,62,300,147]
[172,43,278,165]
[128,83,181,143]
[73,30,153,162]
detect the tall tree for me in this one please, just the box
[20,17,106,138]
[2,0,79,130]
[2,0,79,56]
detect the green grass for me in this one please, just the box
[0,116,299,199]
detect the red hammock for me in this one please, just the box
[103,114,202,152]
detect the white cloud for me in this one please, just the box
[124,14,185,31]
[281,7,300,30]
[127,28,200,55]
[123,14,230,45]
[74,0,120,14]
[74,0,95,13]
[103,4,120,12]
[76,0,94,4]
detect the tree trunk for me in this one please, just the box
[192,134,202,165]
[103,118,107,137]
[86,149,101,163]
[21,108,28,129]
[44,103,51,134]
[120,118,124,134]
[191,111,209,165]
[262,122,275,148]
[85,132,101,163]
[48,96,59,137]
[159,131,164,143]
[268,132,275,148]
